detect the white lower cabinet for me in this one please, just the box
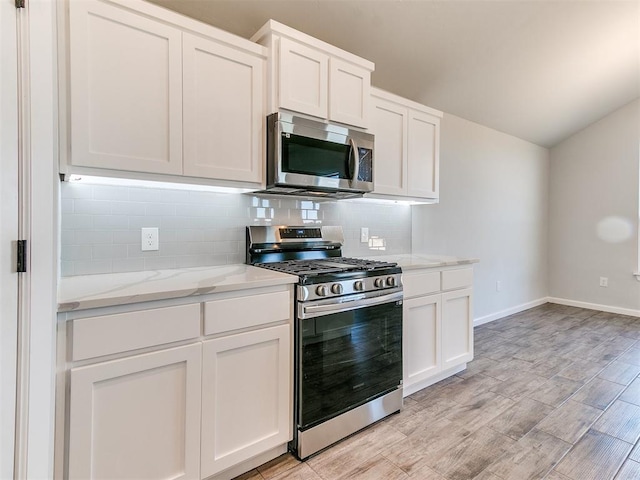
[402,267,474,396]
[60,286,294,480]
[201,324,291,478]
[442,288,474,369]
[67,344,202,480]
[404,293,441,387]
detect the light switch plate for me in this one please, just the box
[360,227,369,243]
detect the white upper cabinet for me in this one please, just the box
[182,33,264,183]
[68,0,183,175]
[65,0,266,186]
[329,58,371,127]
[252,20,374,129]
[370,87,442,201]
[278,37,329,119]
[370,97,408,196]
[407,110,439,198]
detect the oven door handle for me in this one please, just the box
[298,290,403,319]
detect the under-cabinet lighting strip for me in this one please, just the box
[64,174,256,194]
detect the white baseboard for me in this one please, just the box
[473,297,549,327]
[547,297,640,318]
[402,364,466,397]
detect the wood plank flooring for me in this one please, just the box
[234,303,640,480]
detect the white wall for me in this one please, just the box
[412,113,550,322]
[549,99,640,313]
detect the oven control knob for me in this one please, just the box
[386,276,397,287]
[316,285,329,297]
[354,280,365,291]
[374,278,384,288]
[331,283,343,295]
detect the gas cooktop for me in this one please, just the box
[254,257,398,276]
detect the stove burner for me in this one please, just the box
[255,257,398,276]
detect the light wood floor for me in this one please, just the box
[235,303,640,480]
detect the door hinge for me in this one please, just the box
[15,0,25,8]
[17,240,27,273]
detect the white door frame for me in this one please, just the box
[1,1,20,477]
[13,1,58,479]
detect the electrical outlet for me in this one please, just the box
[360,227,369,243]
[599,277,608,287]
[141,227,159,251]
[496,280,502,292]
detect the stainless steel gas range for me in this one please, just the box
[247,225,403,459]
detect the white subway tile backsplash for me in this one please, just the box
[93,215,130,229]
[145,203,177,216]
[92,185,129,201]
[61,198,73,214]
[128,215,163,229]
[60,182,412,276]
[129,187,162,202]
[75,230,113,245]
[143,256,177,271]
[73,199,112,215]
[112,257,145,273]
[176,229,205,242]
[61,245,92,261]
[92,244,129,260]
[74,259,112,276]
[111,201,146,216]
[61,183,93,199]
[61,214,94,230]
[112,230,139,244]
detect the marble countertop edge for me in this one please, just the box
[57,255,478,312]
[57,265,298,313]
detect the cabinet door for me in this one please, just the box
[441,288,474,369]
[68,344,202,480]
[201,324,291,477]
[69,0,183,174]
[278,37,328,118]
[329,58,370,128]
[407,110,440,199]
[403,294,441,392]
[183,33,264,183]
[371,97,408,196]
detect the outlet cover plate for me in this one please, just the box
[141,227,159,251]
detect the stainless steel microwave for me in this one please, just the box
[261,112,374,199]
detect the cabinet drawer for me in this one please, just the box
[71,304,201,361]
[402,271,441,298]
[442,268,473,291]
[204,290,291,336]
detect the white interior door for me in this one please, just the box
[0,2,19,478]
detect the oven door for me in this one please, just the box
[296,291,403,431]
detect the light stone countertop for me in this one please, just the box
[58,265,298,312]
[363,254,479,271]
[58,255,478,312]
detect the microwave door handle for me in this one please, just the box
[348,138,359,186]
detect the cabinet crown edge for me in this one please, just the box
[87,0,268,58]
[251,19,374,71]
[371,86,443,118]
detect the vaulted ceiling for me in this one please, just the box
[148,0,640,148]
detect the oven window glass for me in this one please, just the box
[282,134,352,179]
[298,301,402,430]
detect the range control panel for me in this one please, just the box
[279,228,322,239]
[298,273,403,302]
